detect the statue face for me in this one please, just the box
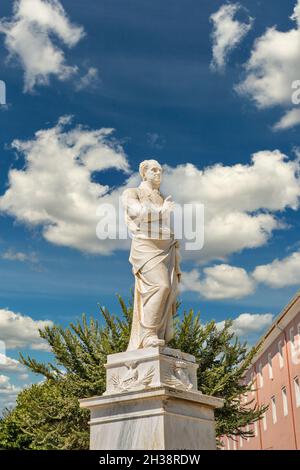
[144,164,162,187]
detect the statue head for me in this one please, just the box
[139,159,162,189]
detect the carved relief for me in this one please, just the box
[164,360,193,390]
[110,361,155,392]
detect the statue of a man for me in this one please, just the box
[122,160,181,350]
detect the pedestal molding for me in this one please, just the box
[80,386,224,409]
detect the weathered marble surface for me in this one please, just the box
[80,347,224,450]
[80,386,223,450]
[104,346,198,395]
[122,159,181,350]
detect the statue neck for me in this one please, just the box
[140,180,160,192]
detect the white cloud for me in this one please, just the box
[19,373,29,381]
[0,375,24,411]
[0,374,10,387]
[0,116,130,255]
[75,67,100,91]
[181,264,255,300]
[181,269,202,294]
[162,150,300,262]
[237,0,300,129]
[210,3,253,72]
[183,250,300,298]
[0,0,86,92]
[0,383,22,395]
[253,251,300,288]
[30,342,52,352]
[146,132,166,150]
[273,108,300,131]
[217,312,274,337]
[199,264,255,300]
[1,248,38,263]
[0,353,32,411]
[0,308,53,350]
[0,353,25,373]
[0,118,299,261]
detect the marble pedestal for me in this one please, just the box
[80,347,224,450]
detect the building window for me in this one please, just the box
[251,372,256,396]
[294,377,300,408]
[227,438,230,451]
[259,363,263,388]
[262,412,267,431]
[282,387,288,416]
[239,436,243,448]
[271,396,277,424]
[268,353,273,379]
[254,421,258,437]
[290,327,295,353]
[233,439,237,450]
[278,340,284,368]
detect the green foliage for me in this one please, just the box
[0,295,266,449]
[0,407,32,450]
[0,381,89,450]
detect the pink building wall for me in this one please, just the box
[223,291,300,450]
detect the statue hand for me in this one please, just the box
[162,195,174,214]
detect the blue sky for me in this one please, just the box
[0,0,300,410]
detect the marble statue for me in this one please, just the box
[122,160,181,350]
[81,166,224,450]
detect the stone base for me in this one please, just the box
[80,386,223,450]
[80,347,223,450]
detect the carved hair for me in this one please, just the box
[139,159,162,180]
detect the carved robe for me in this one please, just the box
[122,182,181,350]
